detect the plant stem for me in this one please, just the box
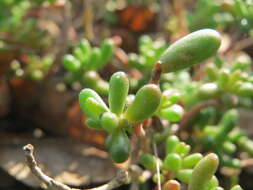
[23,144,130,190]
[150,62,162,85]
[179,100,219,132]
[153,142,161,190]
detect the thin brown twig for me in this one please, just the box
[23,144,130,190]
[221,29,241,55]
[83,0,94,41]
[240,158,253,168]
[23,144,72,190]
[157,0,169,31]
[173,0,188,38]
[150,62,162,85]
[0,35,37,52]
[153,142,161,190]
[130,134,142,167]
[49,1,72,75]
[114,48,144,80]
[114,47,129,66]
[233,37,253,52]
[179,100,219,131]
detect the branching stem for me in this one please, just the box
[23,144,130,190]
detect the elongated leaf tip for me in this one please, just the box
[125,84,161,123]
[188,153,219,190]
[160,29,221,73]
[109,71,129,114]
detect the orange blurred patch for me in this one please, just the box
[67,101,106,149]
[117,6,155,32]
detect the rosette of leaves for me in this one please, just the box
[187,0,253,34]
[62,38,115,95]
[161,71,201,108]
[139,136,222,190]
[79,71,162,163]
[156,89,185,123]
[0,0,53,51]
[9,55,54,81]
[128,35,167,74]
[139,135,246,190]
[158,50,253,168]
[204,53,253,99]
[161,52,253,110]
[78,29,222,164]
[198,109,253,168]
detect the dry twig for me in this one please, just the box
[23,144,130,190]
[179,100,219,131]
[150,62,162,85]
[49,1,72,75]
[153,142,161,190]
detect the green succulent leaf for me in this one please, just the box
[222,141,236,154]
[230,185,244,190]
[214,109,238,145]
[85,119,103,130]
[211,187,224,190]
[206,176,219,190]
[108,130,131,163]
[174,142,191,156]
[152,174,165,184]
[99,39,115,69]
[163,153,182,171]
[165,135,180,155]
[237,136,253,156]
[236,82,253,96]
[198,83,219,98]
[82,97,108,120]
[101,112,119,133]
[159,29,221,73]
[90,47,102,69]
[176,169,193,183]
[62,54,81,71]
[182,153,203,169]
[82,71,109,95]
[125,84,161,123]
[188,153,219,190]
[79,38,91,56]
[79,88,109,118]
[160,104,184,122]
[109,72,129,115]
[139,153,157,170]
